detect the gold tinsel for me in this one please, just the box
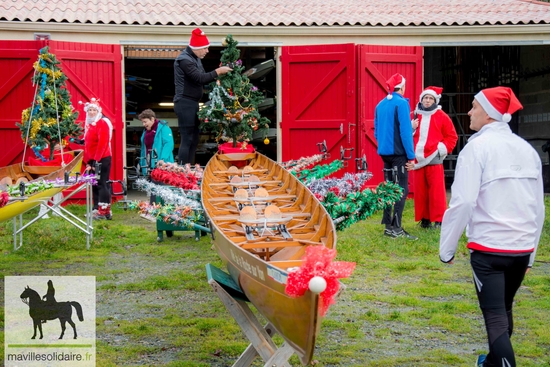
[29,117,57,139]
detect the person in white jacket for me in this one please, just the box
[439,86,544,367]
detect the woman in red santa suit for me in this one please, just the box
[82,98,113,220]
[406,87,458,229]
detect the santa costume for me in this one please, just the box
[81,98,114,220]
[411,87,457,224]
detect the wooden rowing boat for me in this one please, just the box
[201,151,337,365]
[0,150,84,223]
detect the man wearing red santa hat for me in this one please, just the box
[405,86,457,229]
[173,28,232,165]
[374,73,417,240]
[439,87,544,367]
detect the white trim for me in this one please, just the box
[474,91,503,122]
[1,23,550,44]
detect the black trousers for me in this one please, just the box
[174,98,200,165]
[470,251,530,367]
[381,155,409,229]
[93,156,112,208]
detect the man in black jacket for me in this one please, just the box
[173,28,232,164]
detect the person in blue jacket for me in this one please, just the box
[138,109,174,175]
[374,73,417,240]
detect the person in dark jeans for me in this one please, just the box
[374,73,417,240]
[82,98,113,220]
[173,28,231,164]
[440,86,544,367]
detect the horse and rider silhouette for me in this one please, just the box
[20,280,84,340]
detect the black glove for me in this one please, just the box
[87,160,97,171]
[70,138,85,145]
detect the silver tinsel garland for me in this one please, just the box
[307,172,374,199]
[134,178,202,210]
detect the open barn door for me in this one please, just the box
[357,45,423,186]
[281,44,357,175]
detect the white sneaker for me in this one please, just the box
[37,204,50,219]
[84,209,99,218]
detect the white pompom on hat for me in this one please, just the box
[419,86,443,105]
[79,97,102,115]
[474,86,523,123]
[386,73,406,100]
[189,28,210,49]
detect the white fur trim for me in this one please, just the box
[414,114,431,167]
[420,90,440,104]
[503,113,511,122]
[387,94,393,100]
[475,91,503,122]
[395,77,406,89]
[189,44,210,50]
[437,142,448,159]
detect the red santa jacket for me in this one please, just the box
[84,116,113,163]
[412,106,457,169]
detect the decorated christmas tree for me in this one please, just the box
[17,47,81,161]
[198,35,270,148]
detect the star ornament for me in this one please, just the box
[285,246,355,316]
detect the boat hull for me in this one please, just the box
[0,150,84,223]
[201,151,336,365]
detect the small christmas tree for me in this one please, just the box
[17,46,81,161]
[198,35,270,148]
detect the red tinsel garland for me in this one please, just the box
[285,246,355,316]
[150,168,200,190]
[0,191,8,208]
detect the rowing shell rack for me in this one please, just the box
[206,263,296,367]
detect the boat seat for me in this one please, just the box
[267,260,303,270]
[208,194,296,203]
[212,211,310,221]
[240,241,304,250]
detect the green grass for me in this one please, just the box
[0,197,549,366]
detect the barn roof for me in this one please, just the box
[1,0,550,27]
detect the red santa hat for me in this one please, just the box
[419,86,443,105]
[474,87,522,123]
[189,28,210,49]
[386,73,406,100]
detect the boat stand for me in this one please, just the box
[13,181,94,251]
[206,264,295,367]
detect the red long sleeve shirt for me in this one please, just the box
[84,117,112,162]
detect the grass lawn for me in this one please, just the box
[0,196,549,366]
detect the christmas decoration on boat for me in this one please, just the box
[7,181,54,197]
[5,174,98,198]
[198,35,271,147]
[16,47,82,162]
[285,246,356,316]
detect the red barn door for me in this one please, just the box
[0,41,45,166]
[0,40,123,198]
[357,45,423,186]
[48,41,124,191]
[281,44,357,175]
